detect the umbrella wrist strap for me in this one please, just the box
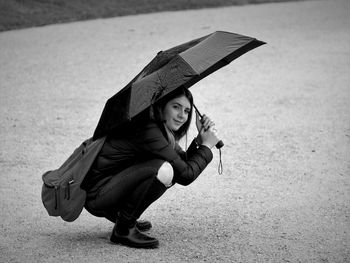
[218,148,223,175]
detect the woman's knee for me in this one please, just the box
[156,162,173,187]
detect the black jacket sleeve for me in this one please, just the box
[134,122,213,186]
[174,139,198,161]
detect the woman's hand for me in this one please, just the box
[195,112,219,149]
[196,112,215,132]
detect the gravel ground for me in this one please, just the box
[0,0,349,262]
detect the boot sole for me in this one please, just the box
[110,235,159,249]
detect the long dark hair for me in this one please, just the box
[150,87,194,141]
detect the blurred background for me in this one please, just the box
[0,0,306,32]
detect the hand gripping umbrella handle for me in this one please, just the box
[193,104,224,149]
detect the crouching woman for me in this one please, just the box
[81,88,219,248]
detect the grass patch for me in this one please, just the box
[0,0,305,32]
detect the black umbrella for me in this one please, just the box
[93,31,265,143]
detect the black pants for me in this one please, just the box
[85,159,167,223]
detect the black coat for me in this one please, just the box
[82,121,213,192]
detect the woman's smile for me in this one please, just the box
[173,119,184,126]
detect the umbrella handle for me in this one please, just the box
[193,104,224,149]
[215,140,224,149]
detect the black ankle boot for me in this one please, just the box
[110,218,159,248]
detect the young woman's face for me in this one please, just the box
[163,95,191,131]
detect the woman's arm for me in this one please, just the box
[174,139,198,161]
[135,122,213,186]
[170,144,213,185]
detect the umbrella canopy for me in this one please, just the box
[93,31,265,139]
